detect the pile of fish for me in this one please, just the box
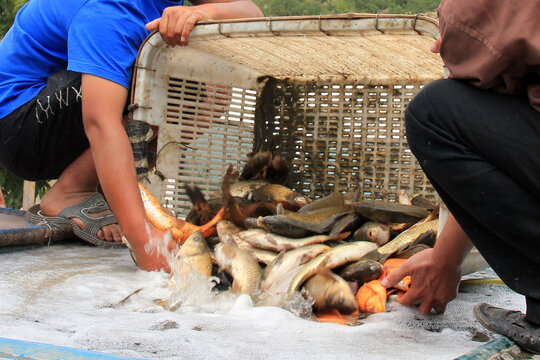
[141,152,483,325]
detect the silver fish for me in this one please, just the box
[169,231,212,289]
[353,221,391,246]
[304,268,359,315]
[287,241,377,299]
[214,242,262,296]
[235,229,344,252]
[261,244,331,291]
[216,220,278,264]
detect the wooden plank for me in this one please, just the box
[0,337,149,360]
[22,181,36,210]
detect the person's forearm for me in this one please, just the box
[192,0,263,20]
[81,75,148,247]
[88,124,148,244]
[432,211,473,268]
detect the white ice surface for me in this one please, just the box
[0,244,525,360]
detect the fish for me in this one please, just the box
[261,244,331,292]
[349,200,431,224]
[239,151,291,186]
[239,151,273,181]
[297,192,345,213]
[287,241,378,299]
[214,242,262,296]
[397,190,412,205]
[184,184,215,225]
[315,310,364,326]
[409,229,437,248]
[410,193,437,211]
[250,216,311,238]
[353,221,391,246]
[216,220,278,265]
[338,260,384,284]
[256,265,304,307]
[250,183,310,210]
[380,258,411,292]
[139,182,224,244]
[356,279,387,313]
[257,209,353,238]
[360,219,440,263]
[329,213,363,238]
[379,219,439,256]
[394,243,431,259]
[169,231,212,289]
[234,229,348,253]
[303,268,359,315]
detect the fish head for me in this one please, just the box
[177,231,209,257]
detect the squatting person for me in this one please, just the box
[0,0,263,270]
[382,0,540,354]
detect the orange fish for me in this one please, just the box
[380,258,411,292]
[139,182,223,244]
[356,279,387,313]
[316,310,349,325]
[315,309,362,326]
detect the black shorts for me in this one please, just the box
[0,70,89,181]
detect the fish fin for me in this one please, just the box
[327,231,351,241]
[245,202,277,217]
[221,171,248,227]
[184,184,215,225]
[358,249,386,264]
[416,204,440,225]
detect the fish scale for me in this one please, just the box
[287,241,378,299]
[377,219,439,256]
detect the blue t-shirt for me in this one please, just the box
[0,0,182,119]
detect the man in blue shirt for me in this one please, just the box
[0,0,263,271]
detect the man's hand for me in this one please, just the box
[128,223,178,272]
[381,248,462,314]
[146,0,263,47]
[146,6,207,47]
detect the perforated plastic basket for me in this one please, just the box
[129,13,444,215]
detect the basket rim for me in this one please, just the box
[131,13,440,103]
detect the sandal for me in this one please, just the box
[26,193,124,248]
[474,302,540,355]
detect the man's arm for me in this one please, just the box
[81,74,176,271]
[381,212,474,314]
[145,0,263,46]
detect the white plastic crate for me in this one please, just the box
[129,14,444,216]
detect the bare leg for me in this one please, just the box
[39,148,122,242]
[0,186,5,207]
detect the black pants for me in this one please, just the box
[405,79,540,324]
[0,70,88,181]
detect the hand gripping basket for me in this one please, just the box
[128,13,445,216]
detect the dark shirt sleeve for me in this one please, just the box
[437,0,540,112]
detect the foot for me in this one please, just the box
[473,303,540,355]
[40,189,123,242]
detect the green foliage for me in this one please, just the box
[252,0,440,16]
[0,167,23,209]
[0,166,50,209]
[0,0,26,38]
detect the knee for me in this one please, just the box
[406,79,450,125]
